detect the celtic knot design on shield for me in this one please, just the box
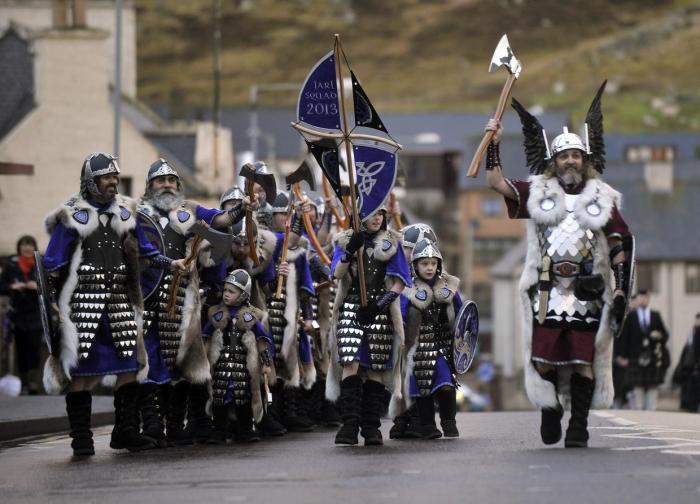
[355,161,386,196]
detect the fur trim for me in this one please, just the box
[242,331,264,423]
[248,228,278,276]
[519,176,617,409]
[526,176,568,225]
[315,286,332,376]
[175,269,210,384]
[280,263,301,387]
[42,355,67,395]
[45,194,137,238]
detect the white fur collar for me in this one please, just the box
[45,193,137,238]
[406,273,459,310]
[138,199,199,236]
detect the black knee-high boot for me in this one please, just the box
[360,379,386,446]
[187,383,216,444]
[437,386,459,438]
[281,386,314,432]
[334,375,362,445]
[540,369,564,445]
[235,402,261,443]
[416,396,442,440]
[565,373,595,448]
[110,382,156,452]
[65,391,95,456]
[138,383,167,448]
[211,404,229,444]
[165,381,193,445]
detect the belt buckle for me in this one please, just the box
[554,261,579,277]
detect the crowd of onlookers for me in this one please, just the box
[1,235,699,411]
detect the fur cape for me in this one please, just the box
[520,175,621,410]
[391,272,460,416]
[138,200,211,385]
[325,228,405,403]
[42,194,149,394]
[205,304,266,422]
[236,227,278,316]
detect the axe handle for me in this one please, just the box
[322,177,346,231]
[274,203,295,299]
[245,180,261,267]
[167,228,205,318]
[389,192,403,229]
[466,72,517,178]
[292,184,331,266]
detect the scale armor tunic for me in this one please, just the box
[267,276,287,371]
[412,301,452,395]
[337,247,394,370]
[531,193,602,328]
[70,214,138,359]
[143,222,189,369]
[212,323,251,406]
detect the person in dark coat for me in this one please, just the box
[672,314,700,413]
[617,290,670,410]
[0,236,43,394]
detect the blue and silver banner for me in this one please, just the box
[353,143,397,222]
[297,51,342,132]
[351,71,387,133]
[306,138,343,201]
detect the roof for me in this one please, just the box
[0,27,34,141]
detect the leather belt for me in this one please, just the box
[552,261,581,277]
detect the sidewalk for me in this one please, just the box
[0,395,114,441]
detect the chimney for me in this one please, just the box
[52,0,68,29]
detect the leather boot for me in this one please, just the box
[281,386,314,432]
[211,404,229,444]
[110,382,156,452]
[164,381,193,445]
[540,369,564,445]
[187,383,216,444]
[65,391,95,456]
[138,383,167,448]
[401,404,422,438]
[437,387,459,438]
[360,379,386,446]
[334,375,362,445]
[416,396,442,439]
[565,373,595,448]
[389,408,412,439]
[234,403,261,443]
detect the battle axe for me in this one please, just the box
[286,161,331,266]
[466,34,522,178]
[239,162,277,266]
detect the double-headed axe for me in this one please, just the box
[239,162,277,266]
[286,161,331,266]
[466,34,522,178]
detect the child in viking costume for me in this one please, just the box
[483,82,633,447]
[137,159,253,446]
[203,269,272,443]
[264,192,317,432]
[42,153,191,456]
[389,223,439,439]
[328,207,411,446]
[400,238,462,439]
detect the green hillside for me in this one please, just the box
[136,0,700,131]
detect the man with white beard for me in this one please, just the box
[137,159,257,446]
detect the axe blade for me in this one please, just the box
[189,223,234,265]
[489,34,522,78]
[239,162,277,202]
[286,160,316,191]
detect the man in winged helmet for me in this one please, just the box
[482,82,634,448]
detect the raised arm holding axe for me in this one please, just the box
[239,162,277,267]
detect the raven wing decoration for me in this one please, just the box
[511,97,548,175]
[584,80,607,174]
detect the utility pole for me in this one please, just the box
[113,0,123,158]
[212,0,222,179]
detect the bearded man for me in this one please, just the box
[137,159,257,446]
[482,83,634,448]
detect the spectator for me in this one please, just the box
[613,294,639,409]
[0,235,44,394]
[672,314,700,412]
[617,289,670,410]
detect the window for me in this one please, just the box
[625,145,676,163]
[636,262,659,294]
[686,262,700,294]
[480,196,502,217]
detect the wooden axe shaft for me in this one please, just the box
[167,232,204,318]
[274,202,295,299]
[245,180,261,266]
[322,177,346,231]
[389,192,403,229]
[466,72,517,178]
[292,184,331,266]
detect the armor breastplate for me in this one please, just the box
[532,193,602,324]
[144,272,188,369]
[212,324,250,406]
[413,301,451,395]
[266,281,287,370]
[70,216,137,360]
[349,245,388,297]
[162,223,187,260]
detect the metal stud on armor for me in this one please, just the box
[267,284,287,371]
[212,325,251,406]
[412,302,452,396]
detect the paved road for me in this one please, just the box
[1,410,699,504]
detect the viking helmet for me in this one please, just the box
[401,223,438,250]
[231,217,257,245]
[220,186,245,208]
[410,238,443,276]
[147,158,180,184]
[257,202,273,229]
[271,192,290,214]
[546,127,589,159]
[224,269,252,301]
[80,152,120,198]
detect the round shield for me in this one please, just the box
[453,300,479,375]
[137,210,166,302]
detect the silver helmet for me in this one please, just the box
[220,186,245,208]
[257,201,273,229]
[271,191,290,214]
[147,158,180,184]
[231,217,256,245]
[401,223,438,250]
[410,238,443,276]
[224,269,252,300]
[546,127,588,159]
[80,152,120,198]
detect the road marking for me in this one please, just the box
[661,450,700,456]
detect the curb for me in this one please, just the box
[0,411,114,442]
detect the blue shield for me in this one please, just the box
[453,300,479,375]
[353,143,397,222]
[297,51,342,132]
